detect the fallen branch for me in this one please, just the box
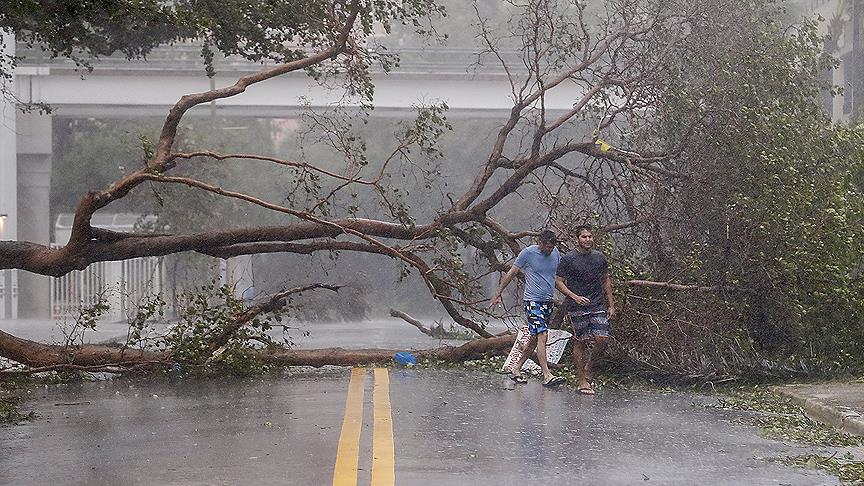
[257,334,517,367]
[626,280,717,291]
[207,283,341,355]
[389,308,435,336]
[0,329,515,371]
[0,328,166,369]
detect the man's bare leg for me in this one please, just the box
[583,336,608,383]
[535,330,554,383]
[510,335,538,379]
[571,339,593,392]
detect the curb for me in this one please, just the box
[773,385,864,437]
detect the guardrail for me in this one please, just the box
[49,246,166,321]
[15,42,526,75]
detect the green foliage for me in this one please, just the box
[428,319,475,340]
[727,124,864,368]
[710,385,864,485]
[0,394,35,425]
[124,293,168,347]
[615,0,864,375]
[125,283,293,375]
[174,284,268,363]
[414,354,505,371]
[779,454,864,485]
[0,376,42,425]
[1,0,189,78]
[710,386,864,447]
[58,290,112,348]
[2,0,445,82]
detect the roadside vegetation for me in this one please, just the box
[712,385,864,485]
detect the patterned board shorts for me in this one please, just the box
[523,300,554,336]
[567,311,610,341]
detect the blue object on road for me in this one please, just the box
[394,351,417,366]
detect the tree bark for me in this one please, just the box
[0,329,514,372]
[257,334,516,367]
[0,329,165,368]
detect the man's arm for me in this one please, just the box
[555,276,590,305]
[490,265,522,307]
[602,272,616,318]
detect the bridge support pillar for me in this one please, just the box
[1,32,19,319]
[16,111,52,319]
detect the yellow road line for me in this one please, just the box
[371,368,395,486]
[333,367,366,486]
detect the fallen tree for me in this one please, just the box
[2,0,673,369]
[257,334,516,367]
[0,329,515,373]
[0,0,677,293]
[1,0,861,376]
[0,284,515,373]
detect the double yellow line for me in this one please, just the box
[332,368,395,486]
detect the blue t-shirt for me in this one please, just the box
[514,245,560,302]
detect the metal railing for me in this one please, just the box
[49,247,165,321]
[16,42,525,76]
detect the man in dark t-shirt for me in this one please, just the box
[555,226,616,395]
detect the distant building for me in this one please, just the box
[794,0,863,121]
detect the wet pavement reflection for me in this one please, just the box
[0,368,838,485]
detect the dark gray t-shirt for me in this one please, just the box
[556,249,609,314]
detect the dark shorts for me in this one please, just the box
[523,300,554,336]
[568,311,609,341]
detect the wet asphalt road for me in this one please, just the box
[0,367,838,485]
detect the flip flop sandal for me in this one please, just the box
[510,375,528,384]
[543,376,565,387]
[578,386,596,395]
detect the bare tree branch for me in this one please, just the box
[626,280,717,292]
[389,308,435,336]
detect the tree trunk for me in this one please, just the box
[0,329,165,368]
[0,329,515,371]
[257,334,516,367]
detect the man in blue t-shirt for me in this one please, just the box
[490,230,566,387]
[555,225,617,395]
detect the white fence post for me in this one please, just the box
[0,270,17,319]
[49,253,165,321]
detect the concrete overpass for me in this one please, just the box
[11,41,576,117]
[0,37,586,319]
